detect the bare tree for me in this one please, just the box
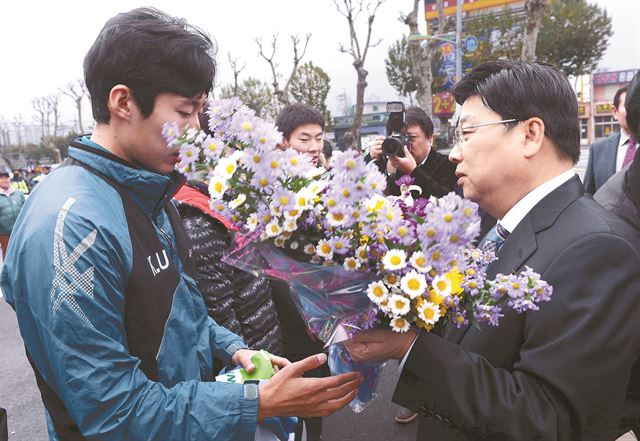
[13,115,23,147]
[334,0,384,146]
[228,53,246,96]
[521,0,547,62]
[31,95,62,162]
[61,79,87,133]
[402,0,452,116]
[256,33,311,108]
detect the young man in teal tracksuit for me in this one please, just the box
[0,8,360,441]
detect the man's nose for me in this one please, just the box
[449,143,462,163]
[189,113,201,130]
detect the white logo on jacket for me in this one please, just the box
[50,197,97,327]
[148,250,169,276]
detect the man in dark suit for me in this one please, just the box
[584,85,636,194]
[366,106,457,198]
[348,61,640,440]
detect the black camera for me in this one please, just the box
[381,101,408,158]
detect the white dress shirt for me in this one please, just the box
[615,130,632,172]
[500,169,576,234]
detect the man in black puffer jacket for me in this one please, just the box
[175,180,282,355]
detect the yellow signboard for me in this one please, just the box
[425,0,523,20]
[595,103,614,115]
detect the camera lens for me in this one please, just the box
[381,137,405,157]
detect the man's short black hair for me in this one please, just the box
[405,106,434,138]
[275,103,325,140]
[625,73,640,140]
[323,139,333,158]
[454,61,580,164]
[84,7,216,123]
[614,85,628,109]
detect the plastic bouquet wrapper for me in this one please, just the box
[164,97,554,412]
[225,234,386,413]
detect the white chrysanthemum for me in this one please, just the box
[303,244,316,255]
[264,220,282,238]
[283,219,298,232]
[215,156,238,178]
[389,294,411,316]
[295,188,314,210]
[366,281,388,305]
[208,176,227,200]
[229,193,247,209]
[308,181,327,195]
[390,316,411,333]
[410,251,432,273]
[246,213,258,232]
[382,249,407,271]
[290,241,299,250]
[383,273,401,288]
[400,271,427,299]
[431,275,453,298]
[356,245,368,261]
[283,208,302,221]
[365,194,389,213]
[274,236,286,248]
[343,257,361,271]
[316,239,333,259]
[327,211,348,227]
[418,301,441,325]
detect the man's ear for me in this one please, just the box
[277,137,290,151]
[108,85,135,122]
[522,117,545,159]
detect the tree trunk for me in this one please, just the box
[521,0,547,62]
[77,99,84,133]
[405,0,450,117]
[351,64,368,145]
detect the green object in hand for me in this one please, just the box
[215,350,275,384]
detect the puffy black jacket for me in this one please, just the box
[175,184,282,355]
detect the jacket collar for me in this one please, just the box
[69,136,186,218]
[446,175,585,344]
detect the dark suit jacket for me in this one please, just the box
[584,132,621,194]
[364,148,457,199]
[394,176,640,440]
[595,147,640,234]
[387,148,458,198]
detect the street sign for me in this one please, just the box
[464,36,478,53]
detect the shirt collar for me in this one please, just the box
[500,169,576,233]
[619,130,631,148]
[0,186,14,196]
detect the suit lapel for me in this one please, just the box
[604,133,621,178]
[445,176,585,344]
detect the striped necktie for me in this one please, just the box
[622,137,637,168]
[480,223,510,255]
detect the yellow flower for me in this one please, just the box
[446,269,464,295]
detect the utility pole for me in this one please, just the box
[456,0,463,84]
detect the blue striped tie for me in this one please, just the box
[480,223,510,255]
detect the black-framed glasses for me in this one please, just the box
[453,118,521,147]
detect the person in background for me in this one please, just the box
[584,85,636,194]
[320,139,333,169]
[0,170,25,259]
[365,106,457,198]
[273,102,330,441]
[10,169,30,196]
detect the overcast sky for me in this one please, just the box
[1,0,638,127]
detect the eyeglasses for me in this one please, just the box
[453,118,521,147]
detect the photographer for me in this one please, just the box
[365,106,457,198]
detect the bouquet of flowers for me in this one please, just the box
[164,98,553,411]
